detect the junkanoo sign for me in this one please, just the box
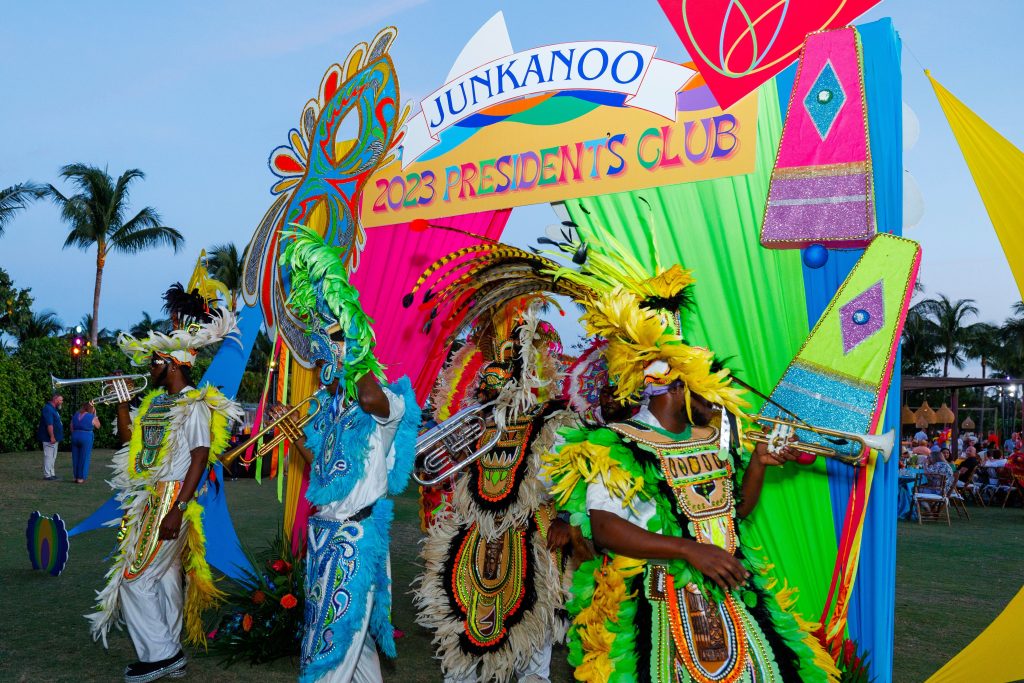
[361,40,761,226]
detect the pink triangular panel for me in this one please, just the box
[761,27,876,249]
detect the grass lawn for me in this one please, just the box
[1,448,1021,682]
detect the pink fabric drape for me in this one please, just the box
[351,210,512,401]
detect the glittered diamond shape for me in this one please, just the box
[803,60,846,140]
[839,280,884,354]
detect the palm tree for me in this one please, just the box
[45,164,184,345]
[16,310,64,343]
[901,301,940,376]
[915,294,979,376]
[130,311,171,337]
[996,301,1024,377]
[0,182,45,236]
[207,242,243,309]
[963,322,1001,379]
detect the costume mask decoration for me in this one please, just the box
[241,26,408,366]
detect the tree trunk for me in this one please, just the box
[92,248,105,346]
[943,354,949,377]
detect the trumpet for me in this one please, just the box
[220,396,321,467]
[744,414,894,466]
[413,401,500,486]
[51,373,149,404]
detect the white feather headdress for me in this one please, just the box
[117,308,240,366]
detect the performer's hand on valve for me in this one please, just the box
[754,423,799,467]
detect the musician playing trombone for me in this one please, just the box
[86,286,242,683]
[541,261,843,683]
[273,228,419,683]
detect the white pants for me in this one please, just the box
[314,592,382,683]
[41,441,57,478]
[119,531,187,662]
[443,635,552,683]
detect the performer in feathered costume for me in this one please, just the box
[414,298,576,683]
[271,226,419,683]
[88,285,242,683]
[540,241,842,683]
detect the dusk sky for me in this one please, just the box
[2,1,1022,376]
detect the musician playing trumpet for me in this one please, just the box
[275,228,419,683]
[87,286,242,683]
[541,268,842,683]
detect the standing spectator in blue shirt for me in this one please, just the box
[37,394,64,480]
[70,401,100,483]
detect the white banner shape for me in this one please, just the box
[401,41,694,167]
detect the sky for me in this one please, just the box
[1,0,1022,375]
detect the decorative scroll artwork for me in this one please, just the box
[657,0,880,109]
[762,27,876,249]
[240,27,408,365]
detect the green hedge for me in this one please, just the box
[0,338,137,453]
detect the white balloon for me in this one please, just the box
[903,169,925,229]
[903,101,920,152]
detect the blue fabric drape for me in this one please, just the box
[778,19,903,681]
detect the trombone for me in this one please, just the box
[744,414,894,466]
[413,401,500,486]
[220,396,321,467]
[51,373,149,404]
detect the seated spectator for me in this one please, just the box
[922,449,955,495]
[957,446,980,483]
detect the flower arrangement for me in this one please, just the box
[208,532,305,666]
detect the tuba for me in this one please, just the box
[744,414,895,466]
[413,401,500,486]
[51,374,149,404]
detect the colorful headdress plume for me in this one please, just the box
[119,290,239,367]
[281,224,384,399]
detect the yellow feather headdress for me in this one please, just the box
[546,236,747,418]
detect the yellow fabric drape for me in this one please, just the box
[283,360,318,537]
[928,72,1024,299]
[924,584,1024,683]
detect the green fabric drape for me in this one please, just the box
[564,81,837,619]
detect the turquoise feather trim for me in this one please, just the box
[367,499,397,658]
[303,390,374,508]
[299,500,396,683]
[386,376,419,495]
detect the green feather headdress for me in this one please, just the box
[281,224,384,398]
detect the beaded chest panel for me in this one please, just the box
[450,522,528,650]
[136,394,175,475]
[611,422,738,553]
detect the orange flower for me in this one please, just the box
[252,590,266,605]
[280,593,298,609]
[242,614,253,632]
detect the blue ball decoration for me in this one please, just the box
[852,309,871,325]
[803,244,829,269]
